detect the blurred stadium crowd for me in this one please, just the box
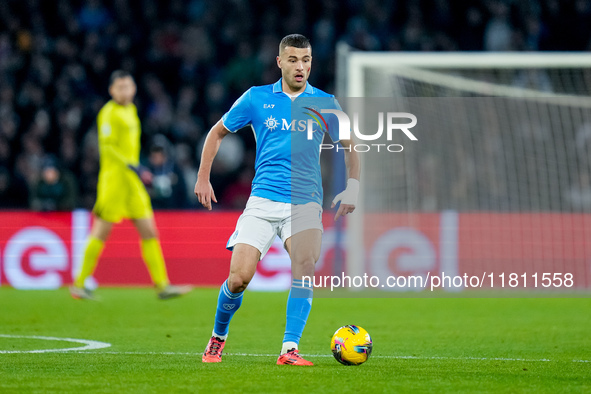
[0,0,590,210]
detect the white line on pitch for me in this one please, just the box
[0,334,111,354]
[66,351,590,363]
[1,336,586,363]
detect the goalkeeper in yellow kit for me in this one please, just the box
[70,70,191,300]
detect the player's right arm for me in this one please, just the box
[194,120,230,210]
[195,89,252,210]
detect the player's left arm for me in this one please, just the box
[332,138,360,221]
[99,112,152,185]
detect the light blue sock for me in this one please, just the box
[213,280,244,339]
[282,278,313,346]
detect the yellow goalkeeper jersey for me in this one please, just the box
[97,100,141,171]
[94,100,153,223]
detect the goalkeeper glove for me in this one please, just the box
[127,164,153,186]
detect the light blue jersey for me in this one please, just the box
[222,79,341,205]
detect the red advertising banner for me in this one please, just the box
[0,211,341,290]
[363,212,591,290]
[0,211,589,290]
[94,211,239,286]
[0,211,74,289]
[0,210,240,289]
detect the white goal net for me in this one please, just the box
[335,46,591,292]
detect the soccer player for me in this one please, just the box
[70,70,191,301]
[195,34,360,365]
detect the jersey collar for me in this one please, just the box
[273,78,314,95]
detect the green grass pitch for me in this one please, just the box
[0,287,589,393]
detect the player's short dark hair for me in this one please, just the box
[109,70,134,86]
[279,34,311,53]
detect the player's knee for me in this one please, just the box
[228,274,250,293]
[91,230,109,242]
[139,226,158,240]
[295,256,316,276]
[90,221,112,241]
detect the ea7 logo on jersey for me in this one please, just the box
[263,104,275,108]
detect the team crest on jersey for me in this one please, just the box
[264,116,279,131]
[101,124,111,136]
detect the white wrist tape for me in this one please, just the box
[332,178,360,206]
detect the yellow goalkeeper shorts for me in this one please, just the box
[93,170,153,223]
